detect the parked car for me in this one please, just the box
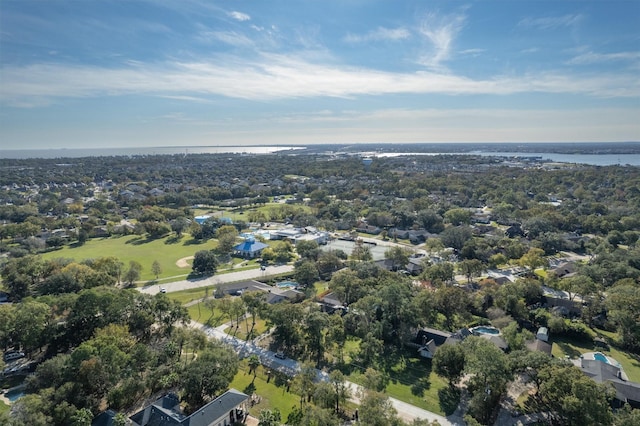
[3,351,25,362]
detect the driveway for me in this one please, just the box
[138,264,294,295]
[189,320,461,425]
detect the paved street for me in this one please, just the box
[138,264,294,295]
[189,320,461,425]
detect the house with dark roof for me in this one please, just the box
[233,238,269,259]
[91,409,118,426]
[525,339,552,356]
[415,328,472,358]
[551,261,578,278]
[580,359,640,409]
[416,328,453,358]
[129,388,248,426]
[218,280,303,304]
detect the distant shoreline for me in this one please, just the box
[1,142,640,166]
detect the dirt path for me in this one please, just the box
[176,256,194,268]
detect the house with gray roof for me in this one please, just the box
[129,388,248,426]
[580,359,640,409]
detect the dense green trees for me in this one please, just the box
[180,342,239,410]
[192,250,219,275]
[537,364,615,425]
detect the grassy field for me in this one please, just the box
[223,318,269,341]
[39,233,268,283]
[229,361,299,421]
[40,234,217,281]
[345,350,448,416]
[0,400,9,416]
[551,334,640,382]
[194,201,312,224]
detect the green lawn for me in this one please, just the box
[186,301,229,327]
[229,362,299,421]
[168,287,217,305]
[551,334,640,382]
[0,400,9,416]
[195,202,312,223]
[345,350,448,416]
[224,318,269,341]
[40,234,217,281]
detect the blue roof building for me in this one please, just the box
[233,238,269,259]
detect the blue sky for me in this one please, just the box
[1,0,639,149]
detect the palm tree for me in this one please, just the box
[248,354,260,383]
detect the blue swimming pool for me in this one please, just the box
[593,352,610,364]
[6,388,25,402]
[276,281,298,289]
[472,326,500,335]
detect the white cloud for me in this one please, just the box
[568,51,640,65]
[459,48,484,56]
[417,11,467,69]
[228,11,250,21]
[1,54,639,107]
[518,14,582,30]
[198,30,254,46]
[344,26,410,43]
[196,107,640,144]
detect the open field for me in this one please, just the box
[40,234,217,281]
[194,201,312,224]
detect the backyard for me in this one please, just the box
[551,332,640,383]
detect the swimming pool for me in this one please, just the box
[6,387,25,402]
[276,281,298,289]
[593,352,609,363]
[471,326,501,335]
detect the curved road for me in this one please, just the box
[138,264,294,295]
[190,320,461,425]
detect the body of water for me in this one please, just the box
[2,145,639,166]
[373,151,640,166]
[0,146,304,159]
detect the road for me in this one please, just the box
[190,320,461,425]
[137,264,294,295]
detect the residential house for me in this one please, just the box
[129,389,248,426]
[218,280,303,304]
[525,339,552,356]
[550,261,578,279]
[505,224,525,238]
[91,409,118,426]
[580,359,640,409]
[356,221,381,235]
[416,327,454,358]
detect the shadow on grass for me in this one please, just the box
[411,377,431,397]
[203,313,226,328]
[165,235,183,245]
[438,385,461,416]
[382,348,434,389]
[183,238,208,246]
[243,382,256,395]
[555,341,583,359]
